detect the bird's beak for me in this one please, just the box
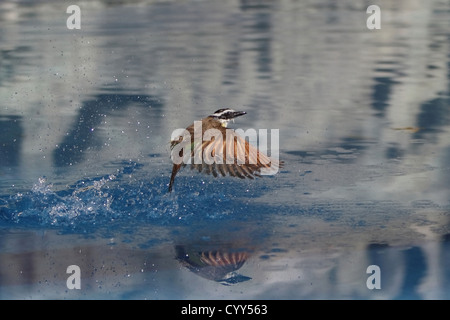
[232,111,246,118]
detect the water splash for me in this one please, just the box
[4,175,118,228]
[0,164,248,230]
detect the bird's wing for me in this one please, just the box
[191,129,283,178]
[200,251,248,269]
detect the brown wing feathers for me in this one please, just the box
[169,118,283,191]
[189,130,282,179]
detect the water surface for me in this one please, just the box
[0,0,449,299]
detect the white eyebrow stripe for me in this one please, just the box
[210,109,235,118]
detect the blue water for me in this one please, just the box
[1,0,450,299]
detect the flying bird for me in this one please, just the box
[168,108,283,192]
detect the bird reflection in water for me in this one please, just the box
[175,245,252,285]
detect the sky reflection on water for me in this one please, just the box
[0,0,449,299]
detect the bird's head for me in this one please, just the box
[209,108,246,127]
